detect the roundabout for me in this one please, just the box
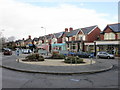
[19,58,96,66]
[1,54,113,75]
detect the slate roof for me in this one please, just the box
[81,25,97,34]
[24,38,32,43]
[64,25,97,37]
[15,39,24,43]
[33,38,39,42]
[54,32,64,38]
[66,29,80,37]
[45,34,53,39]
[107,23,120,33]
[39,36,45,40]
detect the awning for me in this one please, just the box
[66,40,81,43]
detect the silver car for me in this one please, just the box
[97,52,114,59]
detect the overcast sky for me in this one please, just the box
[0,0,118,40]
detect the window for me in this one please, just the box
[104,33,115,40]
[118,33,120,39]
[109,33,115,39]
[78,34,85,41]
[104,33,109,40]
[70,43,76,50]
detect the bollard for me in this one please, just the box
[71,58,72,65]
[90,58,92,65]
[17,59,19,63]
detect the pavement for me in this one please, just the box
[1,53,114,75]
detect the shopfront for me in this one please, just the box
[95,40,120,56]
[66,40,84,52]
[51,43,67,53]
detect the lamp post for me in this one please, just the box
[41,27,48,55]
[41,27,46,43]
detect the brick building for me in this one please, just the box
[95,23,120,56]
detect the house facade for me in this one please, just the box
[64,26,101,53]
[51,32,67,52]
[95,23,120,56]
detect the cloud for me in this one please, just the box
[16,0,119,2]
[0,0,116,40]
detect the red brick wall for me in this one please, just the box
[104,27,112,33]
[115,34,118,39]
[86,27,101,41]
[71,37,75,41]
[101,26,118,40]
[57,38,62,43]
[100,34,104,40]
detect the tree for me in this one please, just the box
[7,36,15,42]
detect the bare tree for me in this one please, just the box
[7,36,15,42]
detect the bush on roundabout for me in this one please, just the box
[23,53,44,61]
[64,56,84,64]
[50,52,65,59]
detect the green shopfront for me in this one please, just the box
[51,43,67,52]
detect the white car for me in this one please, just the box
[22,49,32,54]
[97,52,114,59]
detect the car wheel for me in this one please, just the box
[107,56,110,59]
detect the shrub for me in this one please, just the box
[51,53,65,59]
[64,56,84,64]
[25,53,44,61]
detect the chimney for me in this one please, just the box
[69,27,73,32]
[28,35,31,39]
[65,28,68,32]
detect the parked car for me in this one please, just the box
[75,51,90,58]
[3,49,12,55]
[22,49,32,54]
[97,52,114,59]
[68,51,76,56]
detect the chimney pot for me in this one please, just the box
[28,35,31,39]
[65,28,68,32]
[69,27,73,32]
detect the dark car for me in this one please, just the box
[68,51,76,56]
[75,51,90,58]
[3,49,12,55]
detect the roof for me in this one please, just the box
[39,36,45,40]
[66,29,80,37]
[81,25,97,34]
[45,34,53,39]
[15,39,24,43]
[107,23,120,33]
[33,38,39,41]
[64,25,97,37]
[25,38,32,42]
[54,32,64,38]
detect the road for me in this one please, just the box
[1,53,119,88]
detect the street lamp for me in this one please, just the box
[41,27,46,43]
[41,27,46,36]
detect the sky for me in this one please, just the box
[0,0,119,40]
